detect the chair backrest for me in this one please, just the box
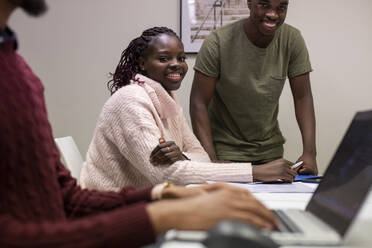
[55,136,84,182]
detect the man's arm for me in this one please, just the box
[56,161,154,218]
[190,71,218,161]
[289,73,318,175]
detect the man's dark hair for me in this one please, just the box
[18,0,48,16]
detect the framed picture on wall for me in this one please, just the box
[180,0,249,53]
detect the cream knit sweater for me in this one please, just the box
[80,74,252,190]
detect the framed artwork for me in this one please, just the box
[180,0,249,53]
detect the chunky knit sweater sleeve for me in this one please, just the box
[56,161,153,218]
[0,203,155,248]
[0,41,156,248]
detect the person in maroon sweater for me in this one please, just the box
[0,0,278,247]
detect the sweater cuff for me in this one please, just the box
[120,186,154,204]
[205,163,253,183]
[110,202,156,246]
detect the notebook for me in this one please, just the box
[270,110,372,245]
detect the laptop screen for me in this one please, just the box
[306,110,372,236]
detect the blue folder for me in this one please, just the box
[294,175,322,182]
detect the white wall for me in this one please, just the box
[9,0,372,173]
[280,0,372,172]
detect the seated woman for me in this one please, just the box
[80,27,296,190]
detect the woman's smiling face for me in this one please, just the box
[139,34,188,92]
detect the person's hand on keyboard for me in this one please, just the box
[146,183,279,235]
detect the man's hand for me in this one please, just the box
[161,185,207,199]
[252,158,297,183]
[296,153,318,175]
[160,182,244,199]
[147,183,279,235]
[150,139,185,166]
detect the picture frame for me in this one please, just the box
[180,0,249,54]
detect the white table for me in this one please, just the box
[160,183,372,248]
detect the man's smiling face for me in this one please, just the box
[247,0,289,37]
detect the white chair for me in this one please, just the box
[55,136,84,182]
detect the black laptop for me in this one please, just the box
[271,110,372,245]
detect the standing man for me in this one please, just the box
[190,0,318,175]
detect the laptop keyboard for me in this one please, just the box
[273,210,302,233]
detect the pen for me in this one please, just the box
[291,161,303,170]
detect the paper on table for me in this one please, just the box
[206,182,315,193]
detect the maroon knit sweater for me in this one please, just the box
[0,36,156,247]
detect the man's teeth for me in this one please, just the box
[167,73,181,78]
[264,22,276,28]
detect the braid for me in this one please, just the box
[107,27,179,95]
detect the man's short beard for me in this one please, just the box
[19,0,48,17]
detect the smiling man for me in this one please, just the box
[190,0,318,178]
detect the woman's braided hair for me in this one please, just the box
[107,26,179,95]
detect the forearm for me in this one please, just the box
[0,203,155,248]
[294,94,316,155]
[163,160,252,185]
[57,162,153,217]
[180,113,212,162]
[190,104,217,160]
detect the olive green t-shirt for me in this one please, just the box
[194,19,312,162]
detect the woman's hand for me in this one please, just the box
[150,138,186,165]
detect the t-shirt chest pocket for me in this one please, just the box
[259,75,286,104]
